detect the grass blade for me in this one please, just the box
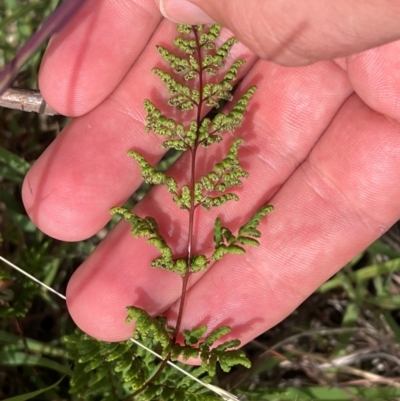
[2,376,64,401]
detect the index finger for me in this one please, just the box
[39,0,161,116]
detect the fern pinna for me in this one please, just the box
[65,24,273,401]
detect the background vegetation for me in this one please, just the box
[1,1,400,400]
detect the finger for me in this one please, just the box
[346,40,400,120]
[157,0,400,66]
[22,22,255,241]
[39,0,161,116]
[166,94,400,346]
[65,60,351,341]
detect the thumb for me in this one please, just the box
[156,0,400,66]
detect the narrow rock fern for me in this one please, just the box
[65,24,273,401]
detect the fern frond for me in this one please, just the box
[64,331,148,398]
[152,68,197,110]
[144,100,202,151]
[156,45,192,74]
[144,99,188,148]
[125,150,179,193]
[174,37,198,55]
[199,24,221,45]
[173,184,191,210]
[190,254,209,272]
[195,138,249,210]
[107,23,273,400]
[213,37,239,67]
[65,329,222,401]
[183,325,208,345]
[197,326,250,377]
[177,24,195,35]
[210,86,257,134]
[211,204,273,261]
[238,204,274,238]
[202,326,231,348]
[126,306,172,355]
[202,193,240,211]
[110,207,178,273]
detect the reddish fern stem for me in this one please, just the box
[173,26,204,341]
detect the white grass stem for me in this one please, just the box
[0,256,66,300]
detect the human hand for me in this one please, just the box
[156,0,400,66]
[22,0,400,345]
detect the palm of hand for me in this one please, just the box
[21,1,400,344]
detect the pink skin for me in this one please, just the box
[22,0,400,345]
[158,0,400,65]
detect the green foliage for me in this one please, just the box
[196,138,249,210]
[107,23,273,400]
[0,267,37,319]
[0,147,31,182]
[200,342,250,378]
[126,306,172,355]
[143,100,189,150]
[212,205,274,261]
[207,85,258,136]
[65,331,154,399]
[126,150,179,193]
[1,377,65,401]
[64,319,236,401]
[110,207,190,274]
[127,306,250,379]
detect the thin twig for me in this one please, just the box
[283,345,400,389]
[0,88,60,115]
